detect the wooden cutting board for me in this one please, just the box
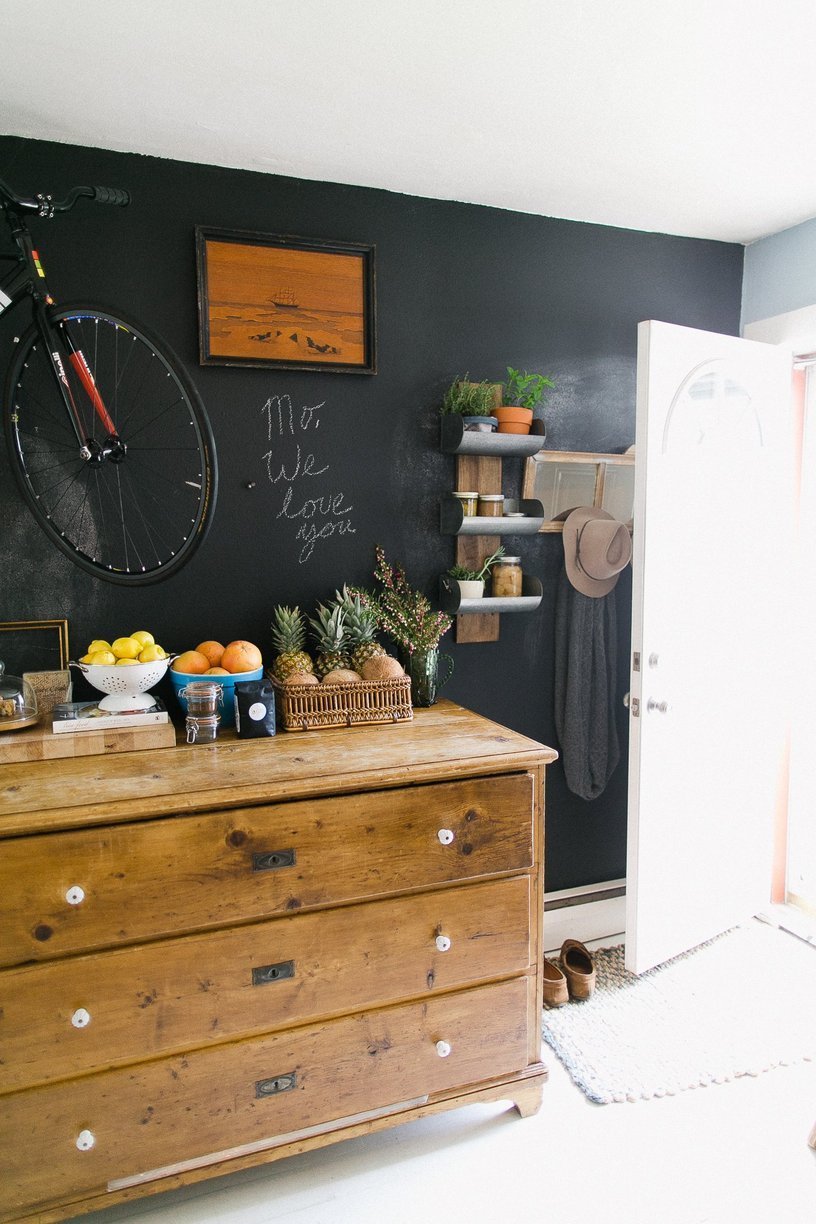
[0,719,178,763]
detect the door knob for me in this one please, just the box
[647,698,669,713]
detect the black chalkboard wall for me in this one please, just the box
[0,136,744,892]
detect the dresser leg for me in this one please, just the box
[513,1082,544,1118]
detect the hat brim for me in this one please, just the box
[562,506,631,597]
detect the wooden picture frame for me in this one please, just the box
[0,618,70,676]
[196,226,376,374]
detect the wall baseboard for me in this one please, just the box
[544,879,626,953]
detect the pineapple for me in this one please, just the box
[270,606,315,681]
[308,602,351,678]
[338,588,386,674]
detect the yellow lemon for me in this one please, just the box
[111,636,141,660]
[79,652,95,664]
[138,644,167,663]
[115,657,140,666]
[88,650,116,666]
[87,639,112,654]
[131,630,155,648]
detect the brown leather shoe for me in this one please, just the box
[542,957,569,1007]
[560,938,596,1000]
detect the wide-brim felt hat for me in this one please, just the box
[562,506,632,597]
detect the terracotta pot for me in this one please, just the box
[495,406,533,434]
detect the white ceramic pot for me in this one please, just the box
[457,579,485,599]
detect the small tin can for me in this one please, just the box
[478,493,504,516]
[492,556,523,597]
[453,491,479,516]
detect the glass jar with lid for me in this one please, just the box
[0,660,39,729]
[453,491,479,517]
[478,493,504,517]
[491,556,523,598]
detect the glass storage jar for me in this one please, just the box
[477,493,504,516]
[492,556,523,597]
[453,491,479,516]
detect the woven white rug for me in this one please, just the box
[541,920,816,1104]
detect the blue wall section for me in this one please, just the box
[742,215,816,326]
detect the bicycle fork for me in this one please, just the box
[37,302,127,465]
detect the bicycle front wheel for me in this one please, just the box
[4,304,217,584]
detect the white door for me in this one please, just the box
[626,320,794,974]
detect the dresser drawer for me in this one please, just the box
[0,875,531,1094]
[0,774,533,966]
[0,977,530,1220]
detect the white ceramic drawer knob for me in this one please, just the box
[65,885,85,906]
[71,1008,91,1029]
[435,934,452,952]
[435,1039,452,1058]
[437,828,455,845]
[75,1129,95,1151]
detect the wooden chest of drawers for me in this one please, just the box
[0,700,556,1222]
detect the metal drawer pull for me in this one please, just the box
[75,1129,95,1151]
[65,885,85,906]
[435,1040,452,1058]
[252,960,295,986]
[252,849,296,872]
[71,1008,91,1029]
[437,828,454,845]
[255,1071,297,1098]
[435,934,451,952]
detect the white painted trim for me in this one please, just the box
[544,879,626,954]
[743,302,816,353]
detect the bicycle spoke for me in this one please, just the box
[7,306,216,581]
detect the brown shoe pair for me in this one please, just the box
[542,939,596,1007]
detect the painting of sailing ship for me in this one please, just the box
[196,227,376,373]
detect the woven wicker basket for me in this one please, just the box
[272,675,413,731]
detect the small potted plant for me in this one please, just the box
[496,367,555,434]
[441,375,499,432]
[447,547,505,599]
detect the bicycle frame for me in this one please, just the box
[1,195,121,459]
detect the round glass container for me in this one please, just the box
[453,491,479,517]
[492,556,523,598]
[0,660,39,730]
[180,681,223,717]
[478,493,504,516]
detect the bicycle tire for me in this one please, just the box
[4,303,218,585]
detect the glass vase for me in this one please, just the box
[400,647,454,707]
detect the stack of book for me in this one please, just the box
[52,698,169,734]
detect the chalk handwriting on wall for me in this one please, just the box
[262,395,356,563]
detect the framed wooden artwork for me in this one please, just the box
[196,226,376,374]
[0,618,69,676]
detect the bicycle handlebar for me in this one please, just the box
[0,177,130,216]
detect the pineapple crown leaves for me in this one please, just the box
[271,604,307,651]
[370,546,452,653]
[308,601,347,650]
[335,586,379,645]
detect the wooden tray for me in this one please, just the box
[273,675,413,731]
[0,719,177,763]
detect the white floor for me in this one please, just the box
[78,1045,816,1224]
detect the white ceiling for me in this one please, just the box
[3,0,816,245]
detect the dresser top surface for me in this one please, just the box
[0,701,556,836]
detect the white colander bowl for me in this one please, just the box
[72,658,171,711]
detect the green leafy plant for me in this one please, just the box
[447,547,505,583]
[503,367,555,410]
[441,375,497,417]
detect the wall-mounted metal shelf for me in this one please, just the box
[440,496,545,535]
[439,574,543,615]
[440,415,546,456]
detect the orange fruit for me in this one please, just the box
[172,649,210,675]
[221,640,263,674]
[196,640,225,667]
[205,666,230,675]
